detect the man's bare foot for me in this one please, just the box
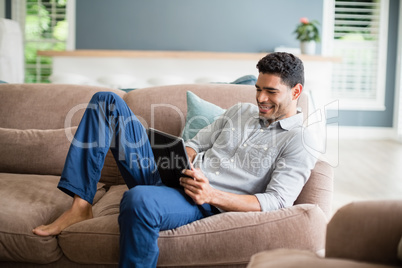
[32,195,93,236]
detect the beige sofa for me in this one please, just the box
[0,83,334,267]
[247,200,402,268]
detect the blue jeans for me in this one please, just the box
[58,92,219,267]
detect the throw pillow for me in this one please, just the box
[0,127,77,176]
[181,91,226,141]
[120,88,136,93]
[230,74,257,85]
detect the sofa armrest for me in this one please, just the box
[294,157,334,220]
[157,204,327,266]
[326,200,402,266]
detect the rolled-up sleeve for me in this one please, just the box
[254,128,319,212]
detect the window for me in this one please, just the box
[330,0,389,110]
[13,0,69,83]
[394,1,402,141]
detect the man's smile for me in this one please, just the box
[258,103,274,113]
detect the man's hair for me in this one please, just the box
[256,52,304,88]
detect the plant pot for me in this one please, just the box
[300,41,316,55]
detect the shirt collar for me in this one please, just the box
[278,112,303,130]
[258,112,303,130]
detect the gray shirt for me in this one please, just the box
[185,103,318,212]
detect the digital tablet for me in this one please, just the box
[147,128,191,188]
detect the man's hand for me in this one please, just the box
[180,165,216,205]
[185,147,197,163]
[180,164,262,212]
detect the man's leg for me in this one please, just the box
[58,91,160,202]
[33,92,160,236]
[118,185,219,267]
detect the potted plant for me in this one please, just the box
[293,17,320,55]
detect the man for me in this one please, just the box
[33,52,318,267]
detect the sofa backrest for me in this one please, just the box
[0,83,125,129]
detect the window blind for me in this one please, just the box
[331,0,388,109]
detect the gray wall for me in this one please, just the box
[75,0,323,53]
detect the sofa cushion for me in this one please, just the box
[58,187,326,266]
[0,173,105,264]
[99,149,125,186]
[0,127,77,176]
[59,185,128,264]
[92,184,128,217]
[0,126,123,185]
[181,91,226,141]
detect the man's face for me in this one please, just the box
[255,73,298,124]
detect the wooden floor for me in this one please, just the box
[329,139,402,214]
